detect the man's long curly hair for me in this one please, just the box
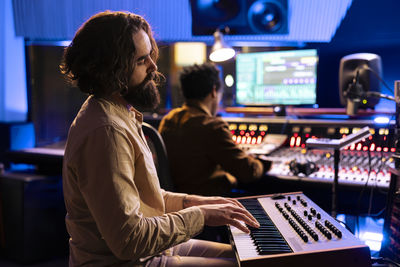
[60,11,161,97]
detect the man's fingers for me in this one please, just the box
[230,211,259,229]
[230,219,250,234]
[228,198,246,210]
[231,206,259,228]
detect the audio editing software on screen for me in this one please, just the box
[236,49,318,106]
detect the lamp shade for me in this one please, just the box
[209,30,235,62]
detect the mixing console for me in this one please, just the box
[267,147,393,189]
[224,117,395,189]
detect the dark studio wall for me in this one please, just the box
[306,0,400,109]
[25,0,400,145]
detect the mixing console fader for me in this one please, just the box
[224,117,395,190]
[266,147,393,189]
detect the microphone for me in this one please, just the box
[346,97,359,116]
[345,70,363,116]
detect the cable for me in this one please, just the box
[335,218,354,234]
[361,66,394,95]
[377,113,396,195]
[371,257,400,267]
[357,112,394,218]
[368,149,375,216]
[358,206,386,218]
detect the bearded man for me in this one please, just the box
[60,11,259,267]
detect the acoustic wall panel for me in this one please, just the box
[12,0,353,43]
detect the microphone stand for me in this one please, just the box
[332,149,340,218]
[379,81,400,261]
[307,79,399,218]
[340,81,400,219]
[306,127,371,217]
[393,81,400,171]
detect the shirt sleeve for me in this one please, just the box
[161,189,188,212]
[206,118,265,182]
[74,125,204,261]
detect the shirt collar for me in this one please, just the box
[127,105,143,123]
[184,100,212,116]
[107,93,144,123]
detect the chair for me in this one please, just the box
[142,122,175,192]
[142,123,230,243]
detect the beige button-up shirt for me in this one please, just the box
[63,95,204,266]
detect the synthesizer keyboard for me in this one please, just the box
[229,192,371,267]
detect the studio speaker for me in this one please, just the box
[338,53,382,109]
[190,0,288,35]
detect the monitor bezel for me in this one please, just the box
[234,48,319,108]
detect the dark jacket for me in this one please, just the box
[158,101,267,196]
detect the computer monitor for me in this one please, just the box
[235,49,318,106]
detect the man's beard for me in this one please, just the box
[122,72,160,111]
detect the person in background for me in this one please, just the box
[158,63,272,196]
[60,11,259,267]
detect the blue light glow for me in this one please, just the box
[336,214,346,222]
[362,232,383,241]
[360,231,384,252]
[364,240,382,252]
[374,116,390,124]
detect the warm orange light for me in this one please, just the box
[290,136,295,147]
[246,136,251,144]
[296,136,301,147]
[257,136,262,144]
[370,143,376,151]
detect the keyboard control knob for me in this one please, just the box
[310,207,316,215]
